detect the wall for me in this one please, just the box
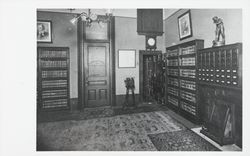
[164,9,242,48]
[37,11,78,98]
[115,16,164,95]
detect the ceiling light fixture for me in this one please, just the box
[70,9,113,27]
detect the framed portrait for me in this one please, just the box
[37,20,52,43]
[118,50,136,68]
[178,10,193,40]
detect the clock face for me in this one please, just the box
[147,38,156,46]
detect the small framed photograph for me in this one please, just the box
[118,50,136,68]
[178,10,193,40]
[37,20,52,43]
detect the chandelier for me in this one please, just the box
[70,9,113,27]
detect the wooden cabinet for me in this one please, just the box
[198,43,242,147]
[37,47,70,111]
[165,39,204,123]
[137,9,163,36]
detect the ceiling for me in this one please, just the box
[37,9,179,20]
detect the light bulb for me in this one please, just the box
[70,18,77,24]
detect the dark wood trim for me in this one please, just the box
[83,15,110,43]
[77,19,84,110]
[139,50,162,102]
[78,16,116,110]
[110,16,116,107]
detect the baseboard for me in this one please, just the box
[115,94,140,107]
[70,98,78,111]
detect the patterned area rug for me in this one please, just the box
[37,111,185,151]
[148,129,220,151]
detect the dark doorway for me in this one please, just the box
[139,50,164,103]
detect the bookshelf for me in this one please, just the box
[165,39,204,123]
[37,47,70,111]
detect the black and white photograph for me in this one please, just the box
[0,0,250,156]
[37,20,52,43]
[36,8,242,151]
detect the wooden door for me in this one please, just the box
[84,42,110,107]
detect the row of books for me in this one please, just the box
[39,50,68,58]
[180,101,196,115]
[42,90,67,98]
[180,45,196,55]
[42,80,68,88]
[40,60,67,68]
[179,57,195,66]
[168,78,179,87]
[168,87,179,96]
[166,49,179,57]
[180,80,196,91]
[41,70,67,78]
[168,95,178,106]
[167,69,179,76]
[167,59,178,66]
[180,90,196,103]
[179,69,196,78]
[42,99,68,108]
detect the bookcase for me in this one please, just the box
[198,43,242,147]
[37,47,70,111]
[165,39,204,123]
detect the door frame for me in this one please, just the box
[139,50,162,102]
[77,17,116,110]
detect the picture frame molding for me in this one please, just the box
[37,20,53,43]
[118,49,136,68]
[178,10,193,40]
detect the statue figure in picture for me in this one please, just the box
[212,16,225,47]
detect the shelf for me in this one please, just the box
[37,47,70,111]
[167,84,179,88]
[40,67,68,70]
[179,76,196,81]
[41,77,68,80]
[166,55,179,59]
[179,53,196,57]
[179,65,196,68]
[167,75,179,78]
[179,98,196,106]
[179,87,196,93]
[166,66,179,68]
[41,86,68,91]
[39,57,68,61]
[42,96,68,100]
[165,39,204,123]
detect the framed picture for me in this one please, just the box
[178,10,193,40]
[118,50,136,68]
[37,20,52,43]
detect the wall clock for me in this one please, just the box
[146,36,157,50]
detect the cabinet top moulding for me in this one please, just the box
[166,39,204,50]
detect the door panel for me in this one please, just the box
[84,43,110,107]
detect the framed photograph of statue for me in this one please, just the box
[178,10,193,40]
[37,20,52,43]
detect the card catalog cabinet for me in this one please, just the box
[198,43,242,147]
